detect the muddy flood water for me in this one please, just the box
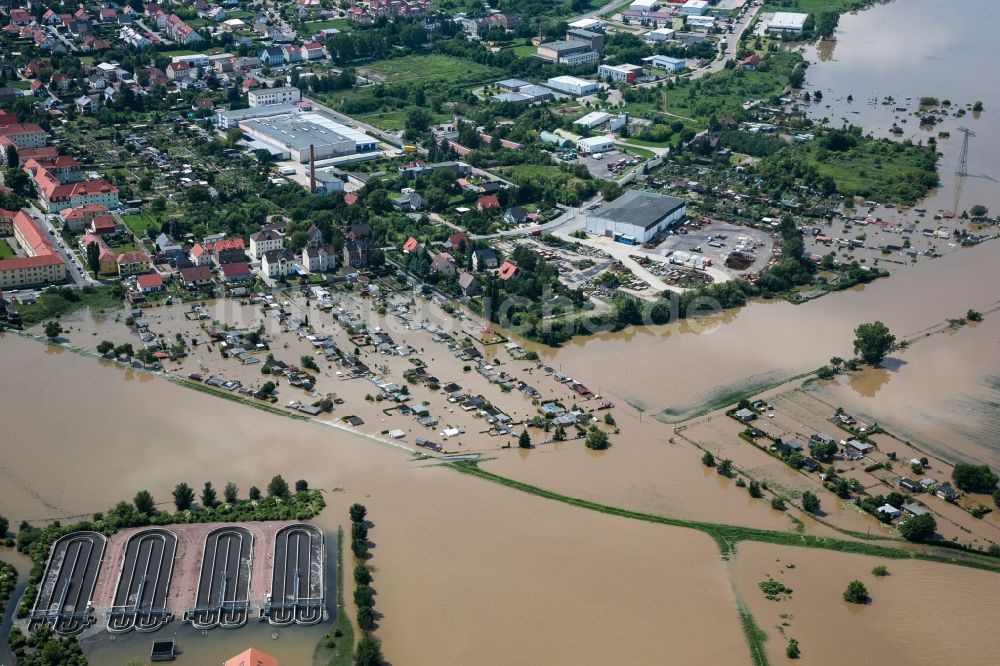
[804,0,1000,214]
[0,334,747,665]
[734,540,1000,666]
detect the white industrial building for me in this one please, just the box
[586,190,686,243]
[576,135,614,154]
[547,75,599,96]
[680,0,709,15]
[686,15,716,30]
[574,111,611,129]
[248,86,302,107]
[644,27,676,41]
[628,0,658,11]
[239,111,378,162]
[568,17,605,30]
[767,12,809,34]
[649,54,686,73]
[598,63,643,83]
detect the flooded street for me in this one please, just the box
[0,334,747,665]
[804,0,1000,213]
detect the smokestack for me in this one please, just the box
[309,144,316,194]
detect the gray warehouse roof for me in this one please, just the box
[591,190,685,230]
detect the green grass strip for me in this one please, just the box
[449,462,1000,573]
[738,604,770,666]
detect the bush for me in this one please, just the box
[771,497,786,511]
[748,481,762,498]
[843,580,869,604]
[801,491,821,514]
[267,474,290,498]
[952,463,998,493]
[295,479,309,492]
[871,565,888,577]
[355,636,384,666]
[701,452,715,467]
[585,426,610,450]
[786,637,800,659]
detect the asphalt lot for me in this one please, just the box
[30,531,106,635]
[186,526,254,630]
[649,220,775,276]
[263,523,325,626]
[107,528,177,634]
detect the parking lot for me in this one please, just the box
[262,523,325,626]
[29,531,107,635]
[578,149,644,181]
[184,526,254,630]
[650,219,775,276]
[107,528,178,634]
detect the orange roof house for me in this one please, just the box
[402,236,419,253]
[497,260,518,281]
[224,647,279,666]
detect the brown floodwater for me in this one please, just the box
[733,540,1000,665]
[0,334,747,665]
[803,0,1000,214]
[810,312,1000,470]
[522,240,1000,420]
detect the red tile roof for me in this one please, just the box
[0,254,64,270]
[221,261,251,277]
[402,236,419,252]
[497,260,518,281]
[214,237,245,251]
[137,273,163,288]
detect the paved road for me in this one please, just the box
[469,194,600,240]
[26,206,96,287]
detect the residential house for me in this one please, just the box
[935,483,958,501]
[189,243,212,266]
[301,41,325,60]
[447,232,469,251]
[431,253,457,277]
[281,45,302,64]
[845,439,873,460]
[213,237,246,264]
[347,222,371,240]
[180,265,214,288]
[472,248,498,271]
[497,260,518,281]
[117,251,151,276]
[734,408,756,421]
[402,236,420,253]
[741,55,761,71]
[503,206,527,225]
[259,46,285,66]
[392,190,424,212]
[477,195,500,211]
[249,228,283,260]
[302,245,336,273]
[261,248,296,279]
[221,261,252,282]
[899,478,922,494]
[457,272,480,296]
[136,272,164,293]
[343,238,372,269]
[61,203,108,232]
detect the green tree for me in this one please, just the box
[295,479,309,492]
[853,321,896,366]
[355,636,384,666]
[771,497,786,510]
[354,564,373,586]
[518,430,532,449]
[114,343,135,360]
[603,412,616,426]
[248,485,261,500]
[786,637,800,659]
[952,463,998,493]
[353,585,375,607]
[350,503,367,523]
[898,513,936,542]
[357,605,376,632]
[702,451,716,467]
[86,241,101,274]
[0,514,10,537]
[717,459,733,477]
[801,491,821,514]
[43,320,62,339]
[223,482,238,504]
[96,340,114,354]
[267,474,290,498]
[172,482,195,511]
[553,425,566,441]
[842,580,869,604]
[748,481,762,498]
[585,427,609,450]
[201,481,217,508]
[993,489,1000,508]
[133,490,155,516]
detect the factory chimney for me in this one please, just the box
[309,144,316,194]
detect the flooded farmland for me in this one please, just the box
[734,541,1000,666]
[0,334,747,665]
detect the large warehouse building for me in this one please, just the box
[586,190,686,244]
[238,111,378,162]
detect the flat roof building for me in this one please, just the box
[598,63,643,83]
[248,86,301,107]
[574,111,610,129]
[547,75,599,96]
[238,111,377,162]
[586,190,686,243]
[576,135,614,154]
[680,0,709,15]
[767,12,809,34]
